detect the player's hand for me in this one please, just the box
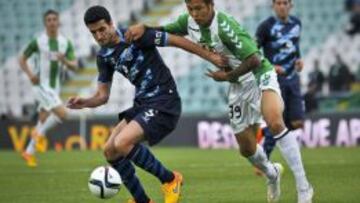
[205,69,229,82]
[30,75,39,85]
[209,53,229,69]
[125,23,146,43]
[67,96,87,109]
[274,65,286,75]
[57,53,66,63]
[295,59,304,72]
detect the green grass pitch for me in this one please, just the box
[0,147,360,203]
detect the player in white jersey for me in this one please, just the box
[126,1,282,202]
[19,10,78,167]
[126,0,312,202]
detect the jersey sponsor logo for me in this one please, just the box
[262,73,271,86]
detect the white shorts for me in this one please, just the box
[259,70,282,97]
[33,85,62,112]
[228,80,262,134]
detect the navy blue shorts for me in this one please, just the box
[278,74,305,129]
[118,96,181,146]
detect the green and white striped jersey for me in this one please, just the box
[164,10,273,82]
[23,32,75,93]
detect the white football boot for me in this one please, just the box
[267,162,284,203]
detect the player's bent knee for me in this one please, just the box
[268,120,285,135]
[103,144,115,160]
[104,142,120,161]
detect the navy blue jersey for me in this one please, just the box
[97,28,180,113]
[256,16,302,78]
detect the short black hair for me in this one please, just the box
[84,5,112,25]
[272,0,292,3]
[43,9,59,21]
[185,0,214,5]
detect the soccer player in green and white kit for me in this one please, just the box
[126,0,313,202]
[19,10,78,167]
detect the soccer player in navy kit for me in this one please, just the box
[256,0,304,158]
[256,0,313,202]
[67,6,226,203]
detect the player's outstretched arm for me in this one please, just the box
[67,82,110,109]
[226,53,261,81]
[167,34,228,68]
[127,27,228,68]
[206,53,261,82]
[125,13,188,42]
[125,23,154,42]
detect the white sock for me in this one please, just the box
[248,144,277,180]
[276,129,310,191]
[66,109,86,119]
[25,139,36,155]
[37,114,62,136]
[25,121,43,155]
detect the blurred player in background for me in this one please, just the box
[19,10,78,167]
[256,1,313,202]
[67,6,227,203]
[256,0,304,158]
[126,0,313,202]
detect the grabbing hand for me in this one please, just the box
[30,75,39,85]
[205,69,229,82]
[274,65,286,75]
[125,23,146,43]
[67,96,87,109]
[209,52,229,69]
[56,53,66,63]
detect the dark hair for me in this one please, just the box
[185,0,214,5]
[272,0,292,3]
[43,9,59,21]
[84,5,112,25]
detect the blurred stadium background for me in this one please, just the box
[0,0,359,202]
[0,0,359,118]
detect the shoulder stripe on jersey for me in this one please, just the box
[219,19,242,49]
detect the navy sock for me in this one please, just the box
[127,144,174,184]
[109,157,150,203]
[262,127,277,159]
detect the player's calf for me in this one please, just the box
[108,157,151,203]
